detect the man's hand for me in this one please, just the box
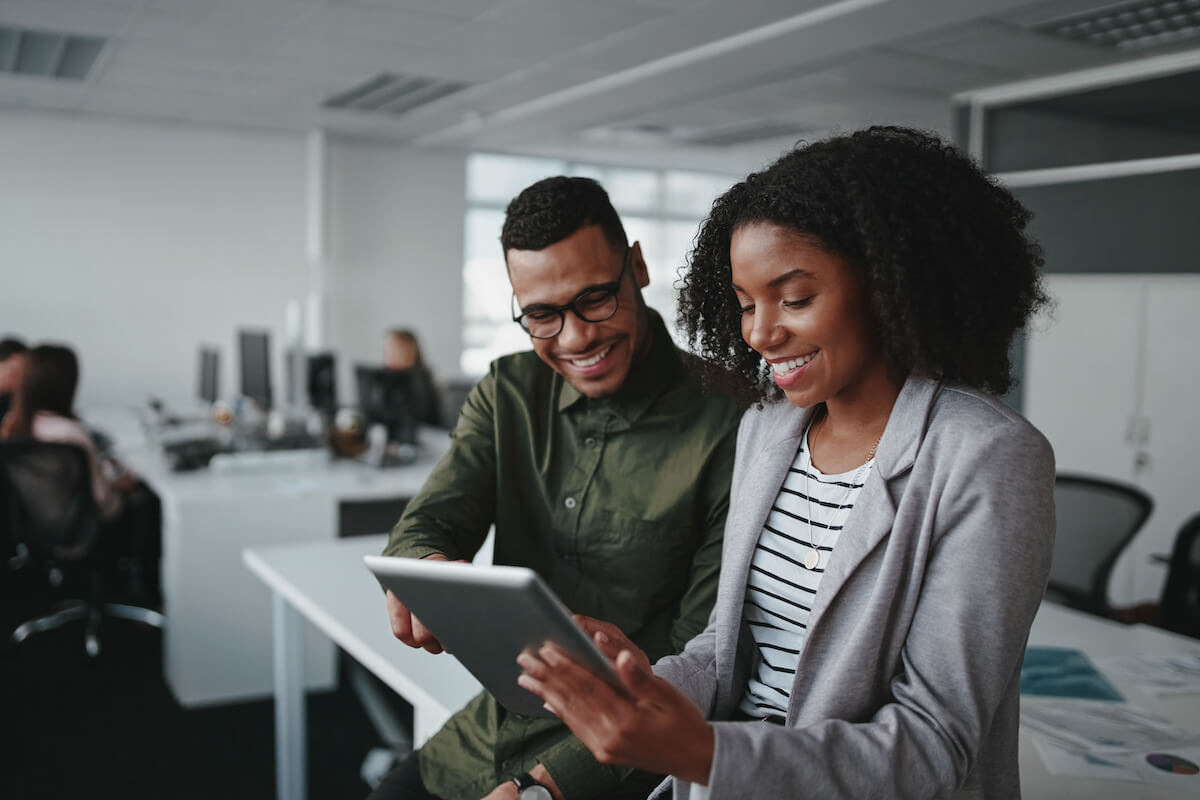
[479,765,563,800]
[384,554,452,654]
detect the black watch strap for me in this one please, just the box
[512,772,542,791]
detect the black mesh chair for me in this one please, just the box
[0,440,164,658]
[1157,513,1200,639]
[1046,473,1153,618]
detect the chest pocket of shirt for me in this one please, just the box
[575,509,695,629]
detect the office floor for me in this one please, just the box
[2,576,382,800]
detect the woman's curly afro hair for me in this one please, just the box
[678,125,1048,406]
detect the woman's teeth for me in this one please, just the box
[772,352,816,375]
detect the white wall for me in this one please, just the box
[0,110,466,412]
[326,138,466,404]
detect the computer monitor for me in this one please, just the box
[239,329,273,411]
[287,351,338,413]
[355,365,417,446]
[307,353,338,414]
[198,347,219,405]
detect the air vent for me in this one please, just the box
[1035,0,1200,51]
[323,73,470,115]
[686,120,809,147]
[0,25,105,80]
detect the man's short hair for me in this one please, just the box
[0,337,27,362]
[500,176,627,256]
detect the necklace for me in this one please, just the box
[801,413,881,570]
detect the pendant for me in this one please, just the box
[803,550,820,570]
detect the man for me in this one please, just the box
[371,177,740,800]
[0,337,29,423]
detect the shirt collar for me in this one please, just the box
[555,308,682,421]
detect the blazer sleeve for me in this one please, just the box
[699,419,1056,798]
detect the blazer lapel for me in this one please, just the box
[714,404,813,699]
[804,377,942,625]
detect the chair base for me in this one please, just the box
[11,600,165,658]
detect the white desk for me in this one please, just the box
[245,533,1200,800]
[244,535,481,800]
[1022,603,1200,799]
[87,407,449,707]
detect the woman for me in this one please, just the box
[517,127,1054,799]
[383,328,445,427]
[2,344,162,605]
[1,345,128,519]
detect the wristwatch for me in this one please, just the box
[511,772,553,800]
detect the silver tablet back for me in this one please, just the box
[364,555,623,718]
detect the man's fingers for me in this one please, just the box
[385,591,444,652]
[411,615,444,654]
[386,592,419,646]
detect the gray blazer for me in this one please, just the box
[653,376,1055,800]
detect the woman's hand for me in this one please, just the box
[516,624,714,785]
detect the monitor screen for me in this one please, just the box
[307,353,337,413]
[198,347,219,405]
[355,366,417,445]
[239,329,273,410]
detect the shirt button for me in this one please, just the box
[501,759,514,771]
[564,496,577,509]
[584,437,596,447]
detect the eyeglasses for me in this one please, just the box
[511,247,631,339]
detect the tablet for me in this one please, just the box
[363,555,626,718]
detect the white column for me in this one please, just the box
[305,129,328,351]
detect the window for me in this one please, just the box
[461,153,736,376]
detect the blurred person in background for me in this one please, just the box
[0,336,29,424]
[1,344,163,607]
[384,328,444,428]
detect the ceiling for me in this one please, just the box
[2,0,1199,169]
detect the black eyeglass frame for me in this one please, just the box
[510,247,632,339]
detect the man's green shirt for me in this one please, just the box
[383,311,740,800]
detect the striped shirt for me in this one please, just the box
[738,425,873,719]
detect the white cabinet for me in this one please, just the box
[1025,274,1200,606]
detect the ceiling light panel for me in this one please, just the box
[323,72,471,115]
[1036,0,1200,51]
[0,24,104,80]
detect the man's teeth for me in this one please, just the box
[572,347,611,368]
[772,352,816,375]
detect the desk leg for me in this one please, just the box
[274,592,306,800]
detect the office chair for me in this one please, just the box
[0,440,164,658]
[1157,512,1200,639]
[1046,472,1153,618]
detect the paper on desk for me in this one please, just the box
[1032,735,1200,787]
[1106,745,1200,789]
[1021,698,1200,752]
[1031,736,1143,782]
[1097,653,1200,695]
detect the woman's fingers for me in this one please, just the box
[615,648,653,693]
[517,644,627,720]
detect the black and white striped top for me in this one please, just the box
[737,426,873,719]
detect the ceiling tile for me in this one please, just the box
[896,18,1122,76]
[0,0,134,37]
[829,47,1019,94]
[302,3,461,48]
[344,0,497,21]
